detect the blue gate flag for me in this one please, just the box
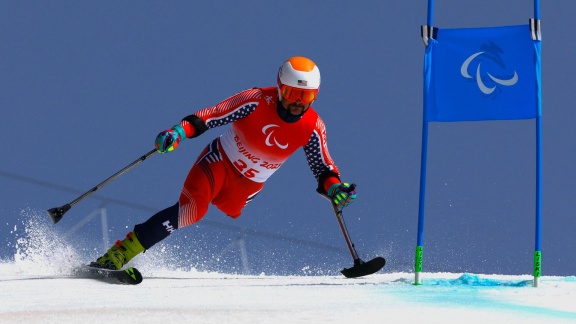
[424,25,540,122]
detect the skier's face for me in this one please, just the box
[281,97,310,116]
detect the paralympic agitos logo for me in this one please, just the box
[460,41,518,95]
[262,124,288,149]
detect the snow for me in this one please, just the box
[1,212,575,323]
[1,267,576,323]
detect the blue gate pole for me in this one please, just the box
[533,0,543,288]
[415,0,434,286]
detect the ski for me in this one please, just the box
[341,256,386,278]
[74,265,143,285]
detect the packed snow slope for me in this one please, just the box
[2,265,576,323]
[1,213,575,324]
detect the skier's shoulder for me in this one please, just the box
[234,86,275,99]
[303,105,321,127]
[215,87,274,108]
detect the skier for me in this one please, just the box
[91,56,358,270]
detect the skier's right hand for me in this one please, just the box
[155,124,186,153]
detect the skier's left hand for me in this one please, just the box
[328,183,357,208]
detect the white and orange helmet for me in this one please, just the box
[277,56,320,104]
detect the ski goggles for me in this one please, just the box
[279,84,319,104]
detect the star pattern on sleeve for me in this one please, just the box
[304,131,331,180]
[206,103,257,128]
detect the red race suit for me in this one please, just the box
[176,86,340,227]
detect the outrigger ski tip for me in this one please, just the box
[341,256,385,278]
[47,204,71,224]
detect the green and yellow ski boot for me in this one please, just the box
[90,231,145,270]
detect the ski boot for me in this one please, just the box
[90,231,145,270]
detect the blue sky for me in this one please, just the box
[1,1,575,276]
